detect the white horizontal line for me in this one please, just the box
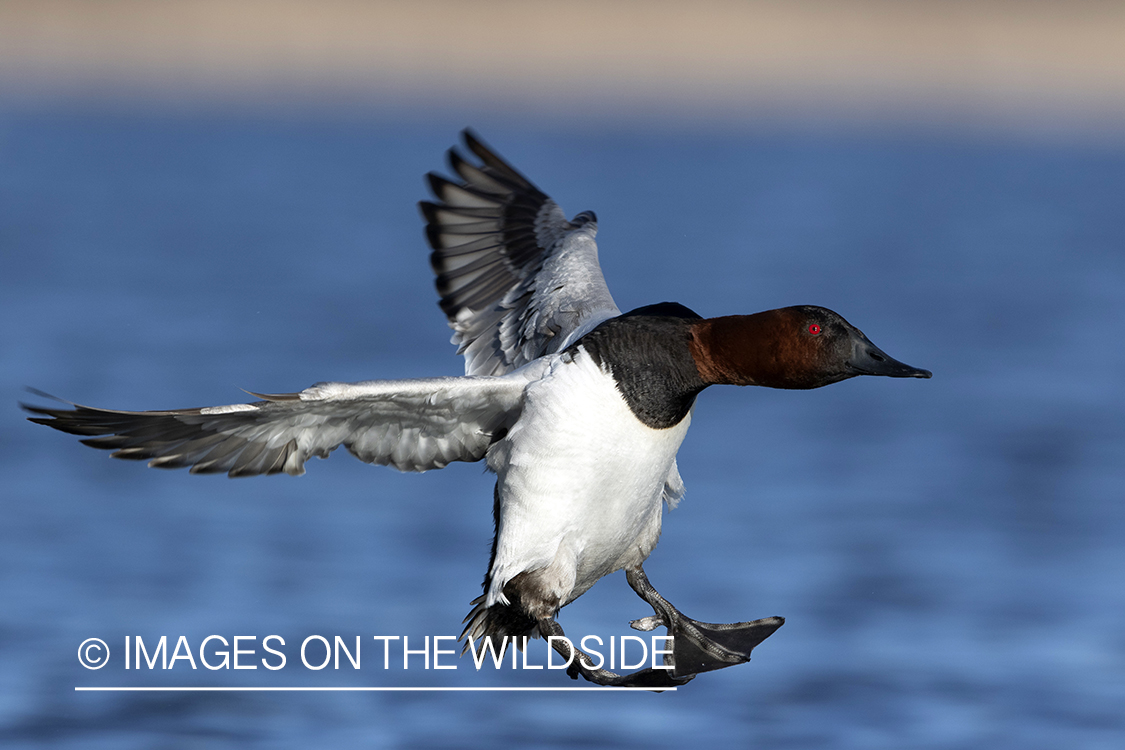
[75,686,670,692]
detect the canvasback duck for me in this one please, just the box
[26,130,931,688]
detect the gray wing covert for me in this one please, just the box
[420,129,620,376]
[24,373,535,477]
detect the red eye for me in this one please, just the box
[808,324,821,335]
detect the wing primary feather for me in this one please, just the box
[460,129,537,188]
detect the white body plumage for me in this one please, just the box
[485,347,691,618]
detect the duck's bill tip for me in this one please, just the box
[870,362,932,379]
[887,359,932,379]
[848,364,932,379]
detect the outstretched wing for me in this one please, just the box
[420,129,620,376]
[23,369,541,477]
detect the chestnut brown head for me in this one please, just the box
[690,306,932,390]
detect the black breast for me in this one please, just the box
[568,303,707,429]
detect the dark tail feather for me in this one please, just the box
[459,595,537,656]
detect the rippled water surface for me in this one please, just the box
[2,107,1123,748]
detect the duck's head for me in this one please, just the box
[689,305,932,390]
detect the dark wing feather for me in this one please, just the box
[24,373,537,477]
[420,129,619,376]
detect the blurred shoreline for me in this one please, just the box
[2,0,1124,137]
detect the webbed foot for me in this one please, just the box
[626,566,784,679]
[538,617,692,691]
[533,566,783,689]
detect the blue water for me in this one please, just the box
[2,105,1123,748]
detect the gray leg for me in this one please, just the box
[625,566,784,679]
[537,617,692,690]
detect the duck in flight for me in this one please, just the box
[26,130,931,688]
